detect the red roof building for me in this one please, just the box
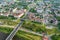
[42,36,49,40]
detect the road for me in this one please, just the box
[0,24,54,36]
[0,24,53,40]
[0,24,43,36]
[0,25,44,36]
[5,7,30,40]
[5,21,24,40]
[4,1,57,40]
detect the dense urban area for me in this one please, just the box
[0,0,60,40]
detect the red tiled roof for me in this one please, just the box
[43,36,48,40]
[28,13,43,22]
[13,13,22,16]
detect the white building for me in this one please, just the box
[0,2,7,6]
[12,8,26,18]
[36,8,43,13]
[13,13,24,18]
[28,2,36,8]
[43,14,58,25]
[26,0,34,2]
[46,25,54,29]
[54,10,60,16]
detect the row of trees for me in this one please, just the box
[22,20,46,33]
[0,15,17,20]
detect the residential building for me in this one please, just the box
[46,25,54,29]
[28,3,36,8]
[42,36,48,40]
[43,14,58,25]
[13,12,24,18]
[36,8,43,13]
[0,2,7,6]
[28,12,43,22]
[12,8,26,18]
[54,10,60,16]
[26,0,34,2]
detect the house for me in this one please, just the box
[46,9,51,13]
[54,0,60,3]
[13,12,24,18]
[37,1,44,6]
[36,8,43,13]
[13,8,26,13]
[0,12,9,16]
[28,3,36,8]
[35,17,42,22]
[0,2,7,6]
[28,12,43,22]
[42,36,49,40]
[26,0,34,2]
[54,10,60,16]
[8,0,15,5]
[0,7,27,18]
[43,14,58,25]
[46,25,54,29]
[0,13,3,15]
[3,12,9,16]
[14,0,20,2]
[44,0,50,2]
[12,8,27,18]
[28,13,35,21]
[19,0,34,2]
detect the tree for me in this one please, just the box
[29,8,37,13]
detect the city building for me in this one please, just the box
[54,10,60,16]
[12,8,26,18]
[28,12,43,22]
[43,14,58,25]
[36,8,43,13]
[26,0,34,2]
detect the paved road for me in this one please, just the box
[5,21,24,40]
[0,25,46,36]
[0,25,43,36]
[0,25,54,37]
[0,24,53,40]
[5,7,30,40]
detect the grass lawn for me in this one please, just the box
[22,20,46,33]
[56,16,60,21]
[0,19,19,26]
[0,27,42,40]
[22,20,60,35]
[46,27,60,35]
[51,34,60,40]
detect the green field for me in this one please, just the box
[0,27,42,40]
[51,34,60,40]
[22,20,60,35]
[0,19,20,26]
